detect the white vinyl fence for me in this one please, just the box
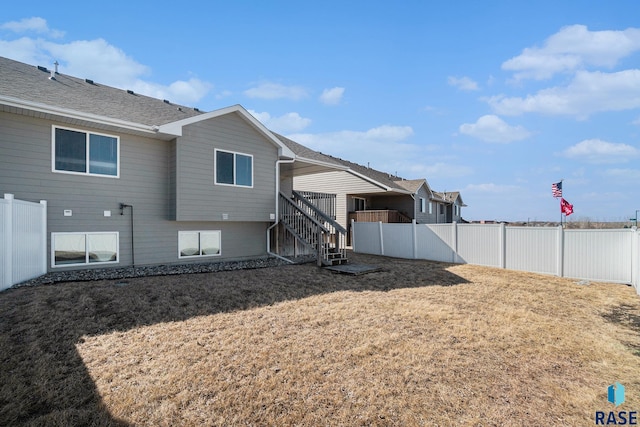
[353,221,640,292]
[1,194,47,291]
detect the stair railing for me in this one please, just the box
[291,191,347,265]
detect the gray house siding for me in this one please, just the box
[0,112,270,272]
[369,195,413,219]
[294,170,387,230]
[175,113,277,222]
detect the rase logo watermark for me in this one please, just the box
[595,382,637,425]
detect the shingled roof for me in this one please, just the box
[273,133,344,167]
[0,56,204,126]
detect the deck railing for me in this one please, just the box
[295,191,337,220]
[348,210,413,224]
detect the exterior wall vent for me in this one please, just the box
[163,99,170,104]
[194,107,200,112]
[37,65,48,72]
[85,79,94,84]
[127,90,134,95]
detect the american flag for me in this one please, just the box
[552,181,562,198]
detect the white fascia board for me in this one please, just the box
[159,104,296,158]
[0,95,159,135]
[347,170,412,194]
[295,156,350,171]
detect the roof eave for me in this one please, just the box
[295,156,350,171]
[348,170,412,194]
[0,94,162,136]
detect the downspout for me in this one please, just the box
[267,158,296,263]
[120,203,134,267]
[410,193,416,222]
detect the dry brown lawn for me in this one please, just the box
[2,251,640,426]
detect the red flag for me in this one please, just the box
[560,198,573,216]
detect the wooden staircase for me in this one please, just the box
[275,191,347,266]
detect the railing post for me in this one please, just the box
[317,227,323,267]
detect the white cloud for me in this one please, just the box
[503,25,640,81]
[420,162,473,178]
[289,125,416,167]
[447,76,479,91]
[286,125,470,180]
[244,82,308,100]
[560,139,639,163]
[459,115,531,143]
[215,90,233,100]
[604,168,640,180]
[0,17,64,38]
[487,70,640,118]
[130,78,213,105]
[0,20,213,106]
[465,183,521,193]
[248,110,311,133]
[44,38,150,84]
[319,87,345,105]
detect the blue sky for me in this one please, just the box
[2,1,640,222]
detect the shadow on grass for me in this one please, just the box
[0,252,468,425]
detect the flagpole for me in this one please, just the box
[559,179,564,228]
[558,197,564,228]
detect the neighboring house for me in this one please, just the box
[434,191,467,223]
[291,151,466,234]
[0,56,347,271]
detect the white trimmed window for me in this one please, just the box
[420,198,426,213]
[179,230,221,258]
[428,202,433,215]
[52,232,119,267]
[215,149,253,187]
[52,126,119,177]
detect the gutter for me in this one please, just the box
[0,95,164,136]
[267,158,296,263]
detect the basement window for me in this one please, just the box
[179,230,221,258]
[52,232,119,267]
[53,126,119,177]
[215,149,253,187]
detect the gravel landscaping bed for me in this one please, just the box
[12,255,315,288]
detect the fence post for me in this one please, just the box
[412,219,418,259]
[351,219,356,252]
[452,221,458,263]
[500,223,506,269]
[40,200,47,274]
[378,221,384,256]
[557,225,564,278]
[632,227,639,292]
[3,194,14,288]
